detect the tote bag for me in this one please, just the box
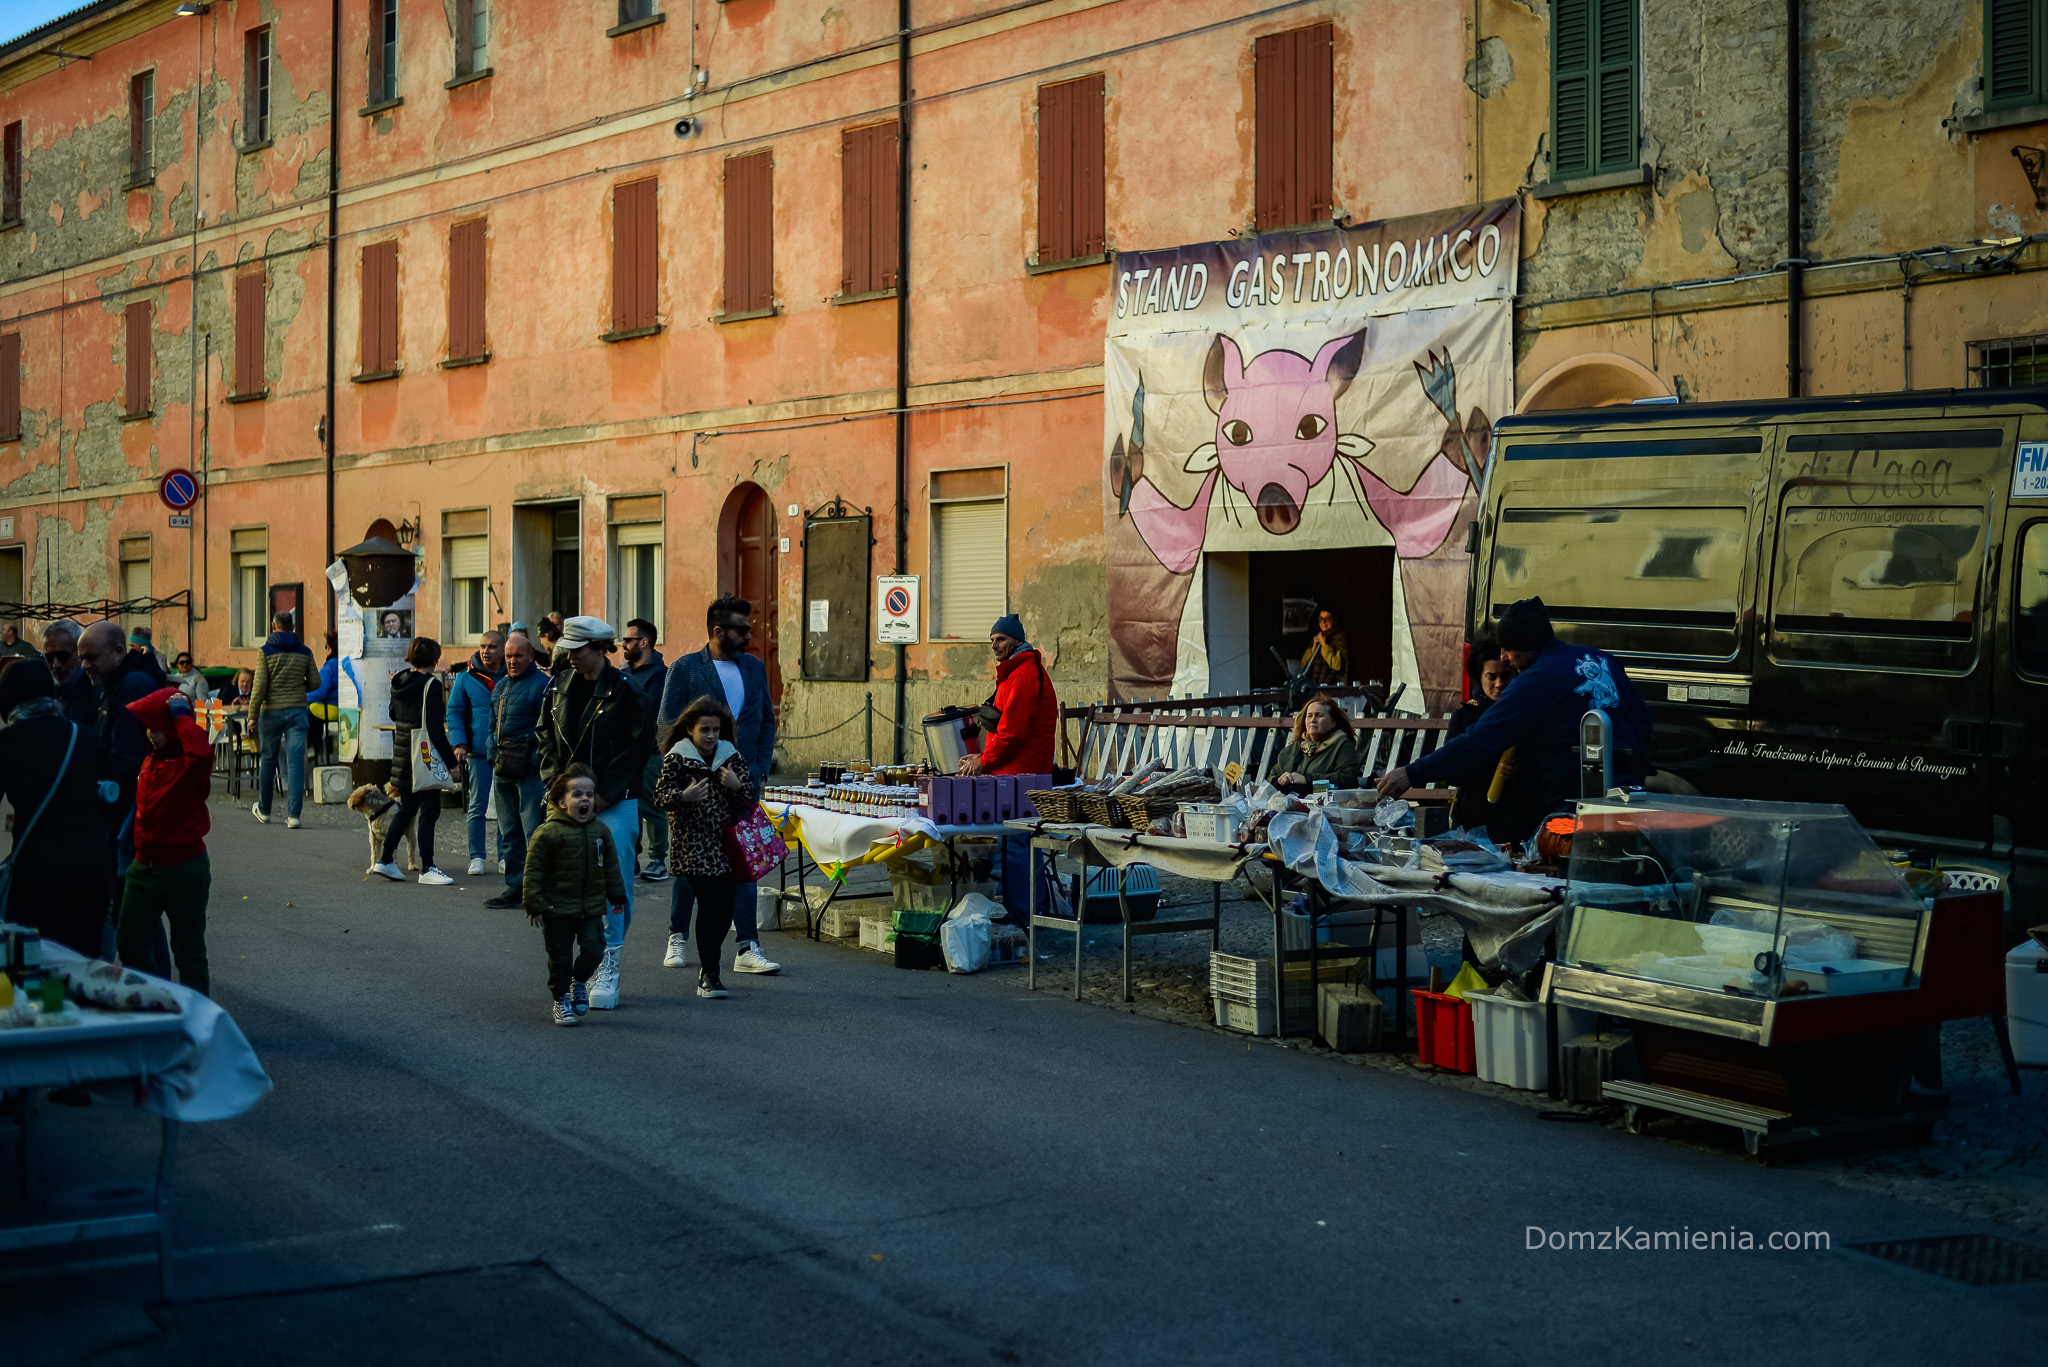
[721,805,789,883]
[409,680,457,794]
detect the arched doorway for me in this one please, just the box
[718,483,781,707]
[1518,353,1669,411]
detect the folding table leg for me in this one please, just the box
[1027,846,1038,992]
[1072,867,1084,1002]
[1117,865,1133,1004]
[154,1117,179,1302]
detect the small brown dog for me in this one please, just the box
[347,782,419,872]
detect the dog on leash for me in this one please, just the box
[347,782,420,872]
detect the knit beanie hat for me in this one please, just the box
[1495,597,1555,651]
[990,613,1026,642]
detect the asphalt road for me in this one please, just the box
[7,795,2046,1365]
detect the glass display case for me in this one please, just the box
[1559,794,1928,1002]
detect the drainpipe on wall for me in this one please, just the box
[1785,0,1803,398]
[324,0,341,632]
[892,0,910,764]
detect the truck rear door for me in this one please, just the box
[1992,431,2048,918]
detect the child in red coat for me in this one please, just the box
[119,687,216,995]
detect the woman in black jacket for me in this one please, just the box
[0,660,118,954]
[1445,640,1540,838]
[373,637,459,886]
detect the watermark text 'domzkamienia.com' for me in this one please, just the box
[1527,1226,1830,1252]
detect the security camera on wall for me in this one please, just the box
[674,117,700,140]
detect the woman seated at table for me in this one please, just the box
[215,666,255,706]
[1270,693,1362,794]
[168,650,213,703]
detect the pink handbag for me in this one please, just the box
[721,804,790,882]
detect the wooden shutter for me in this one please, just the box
[611,179,658,333]
[233,272,265,396]
[1988,0,2040,109]
[723,151,773,315]
[840,123,898,296]
[2,122,20,223]
[448,218,485,359]
[1554,0,1633,177]
[1594,0,1636,172]
[361,241,399,373]
[0,332,19,439]
[1037,75,1104,263]
[124,300,151,415]
[1254,25,1333,232]
[1551,0,1591,177]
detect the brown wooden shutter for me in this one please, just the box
[3,122,21,223]
[840,123,898,296]
[0,332,20,440]
[448,218,485,359]
[129,76,145,180]
[723,151,773,314]
[361,241,398,373]
[233,272,265,396]
[123,300,151,415]
[611,179,658,333]
[1037,74,1104,263]
[1254,23,1334,232]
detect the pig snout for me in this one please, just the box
[1255,483,1302,535]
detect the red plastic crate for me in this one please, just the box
[1412,989,1476,1073]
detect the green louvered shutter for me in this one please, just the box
[1552,0,1592,177]
[1987,0,2042,111]
[1594,0,1637,172]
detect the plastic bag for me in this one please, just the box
[1701,907,1857,964]
[1442,961,1490,1000]
[941,893,999,973]
[1374,798,1415,830]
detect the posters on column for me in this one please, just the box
[1104,200,1518,709]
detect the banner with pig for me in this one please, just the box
[1103,199,1518,708]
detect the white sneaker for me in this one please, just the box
[370,862,405,881]
[467,857,487,876]
[286,816,302,829]
[419,867,454,886]
[662,933,689,968]
[251,801,269,825]
[588,946,621,1008]
[732,941,781,975]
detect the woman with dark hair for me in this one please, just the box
[0,659,118,955]
[651,694,753,1000]
[1269,692,1363,793]
[371,637,459,886]
[1446,639,1531,836]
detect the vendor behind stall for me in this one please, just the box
[1376,598,1651,839]
[1270,694,1362,793]
[957,614,1057,918]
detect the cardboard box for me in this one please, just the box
[995,776,1018,820]
[972,777,997,825]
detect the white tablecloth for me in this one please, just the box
[767,801,1008,868]
[0,945,273,1122]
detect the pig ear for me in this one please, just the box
[1312,330,1368,400]
[1203,334,1243,414]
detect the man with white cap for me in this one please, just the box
[536,616,649,1009]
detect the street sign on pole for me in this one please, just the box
[158,468,199,511]
[168,514,192,528]
[877,575,919,643]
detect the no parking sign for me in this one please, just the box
[877,575,919,644]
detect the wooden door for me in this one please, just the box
[732,485,781,705]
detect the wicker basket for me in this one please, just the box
[1026,789,1083,823]
[1079,792,1128,828]
[1116,793,1186,829]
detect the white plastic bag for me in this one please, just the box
[941,892,999,973]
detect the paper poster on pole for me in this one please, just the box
[877,576,920,643]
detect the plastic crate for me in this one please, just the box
[816,904,868,939]
[1214,994,1289,1036]
[1412,989,1476,1073]
[857,917,894,953]
[1468,991,1549,1090]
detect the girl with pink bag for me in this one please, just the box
[651,695,783,999]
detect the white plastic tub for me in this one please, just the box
[1469,991,1550,1091]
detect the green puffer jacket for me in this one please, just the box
[520,806,627,919]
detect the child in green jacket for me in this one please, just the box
[522,763,627,1026]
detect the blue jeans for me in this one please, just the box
[463,755,499,862]
[256,707,310,820]
[493,770,547,893]
[596,799,639,948]
[669,876,760,942]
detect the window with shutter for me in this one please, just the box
[1254,25,1333,232]
[233,272,266,398]
[0,333,20,441]
[244,29,271,143]
[1037,75,1105,264]
[448,218,486,361]
[119,542,152,637]
[3,121,23,223]
[360,242,400,376]
[370,0,401,105]
[609,179,659,336]
[1988,0,2047,111]
[454,0,489,78]
[840,122,899,297]
[930,468,1008,640]
[130,72,154,182]
[124,301,151,416]
[1551,0,1636,179]
[230,528,269,647]
[723,151,774,316]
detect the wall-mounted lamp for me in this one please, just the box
[2013,145,2048,214]
[175,2,212,16]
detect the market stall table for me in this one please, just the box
[0,944,273,1299]
[765,800,1013,940]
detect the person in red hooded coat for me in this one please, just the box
[956,614,1056,777]
[119,687,215,996]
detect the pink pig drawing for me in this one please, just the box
[1122,331,1471,575]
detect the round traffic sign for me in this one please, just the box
[884,586,911,616]
[159,469,199,510]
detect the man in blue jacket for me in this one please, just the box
[620,618,669,881]
[656,594,780,975]
[1377,598,1652,840]
[482,632,555,910]
[447,630,507,877]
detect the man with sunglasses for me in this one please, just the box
[656,594,780,977]
[38,619,95,725]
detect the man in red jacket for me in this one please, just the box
[957,614,1057,777]
[119,687,215,996]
